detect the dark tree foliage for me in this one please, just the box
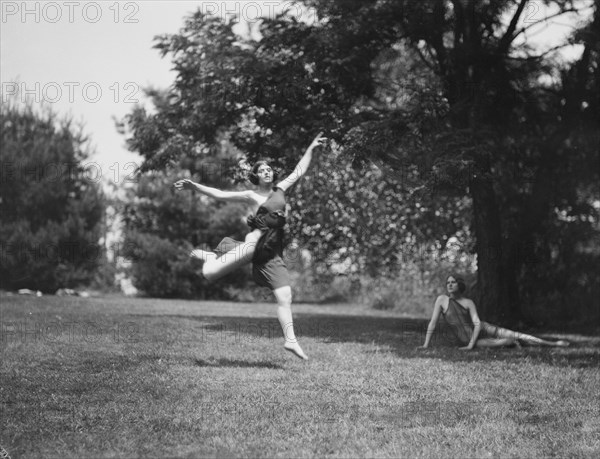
[120,166,253,299]
[301,0,600,322]
[289,149,473,281]
[0,99,105,292]
[123,1,599,321]
[119,89,254,298]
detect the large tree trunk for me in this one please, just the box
[470,174,518,323]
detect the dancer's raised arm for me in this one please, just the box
[174,179,254,203]
[276,132,326,192]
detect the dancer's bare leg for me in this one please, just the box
[190,249,217,262]
[191,229,263,281]
[481,322,569,347]
[273,286,308,360]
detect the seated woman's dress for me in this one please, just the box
[442,298,500,345]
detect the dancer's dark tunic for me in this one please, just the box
[247,187,290,290]
[442,298,498,345]
[213,187,290,290]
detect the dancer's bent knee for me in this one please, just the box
[199,229,263,281]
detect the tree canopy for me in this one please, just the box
[123,0,599,321]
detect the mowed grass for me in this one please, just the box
[1,292,599,458]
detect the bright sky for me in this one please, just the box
[0,1,271,185]
[1,1,591,188]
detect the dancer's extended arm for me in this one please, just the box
[276,132,326,192]
[460,300,482,350]
[419,296,443,348]
[174,179,254,203]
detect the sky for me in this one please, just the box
[0,1,270,186]
[1,1,592,188]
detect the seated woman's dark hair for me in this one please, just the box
[248,160,279,185]
[447,274,467,294]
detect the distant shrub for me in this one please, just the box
[122,231,252,299]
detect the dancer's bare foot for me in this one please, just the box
[190,249,216,262]
[284,342,308,360]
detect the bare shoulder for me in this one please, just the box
[436,294,448,302]
[463,297,477,309]
[274,178,293,193]
[435,295,449,308]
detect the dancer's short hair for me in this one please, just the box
[447,274,467,294]
[249,160,278,185]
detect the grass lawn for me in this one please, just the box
[1,292,599,458]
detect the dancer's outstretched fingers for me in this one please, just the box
[174,178,191,190]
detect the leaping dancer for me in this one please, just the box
[174,132,326,360]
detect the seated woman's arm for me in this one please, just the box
[461,299,482,350]
[419,295,444,348]
[174,179,254,203]
[276,132,325,192]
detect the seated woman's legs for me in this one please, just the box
[481,322,568,347]
[474,337,516,348]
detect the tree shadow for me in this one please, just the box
[194,357,283,370]
[136,312,600,368]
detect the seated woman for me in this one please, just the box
[419,275,570,350]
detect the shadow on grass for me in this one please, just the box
[194,357,283,369]
[144,313,600,369]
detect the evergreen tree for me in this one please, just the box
[1,97,105,292]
